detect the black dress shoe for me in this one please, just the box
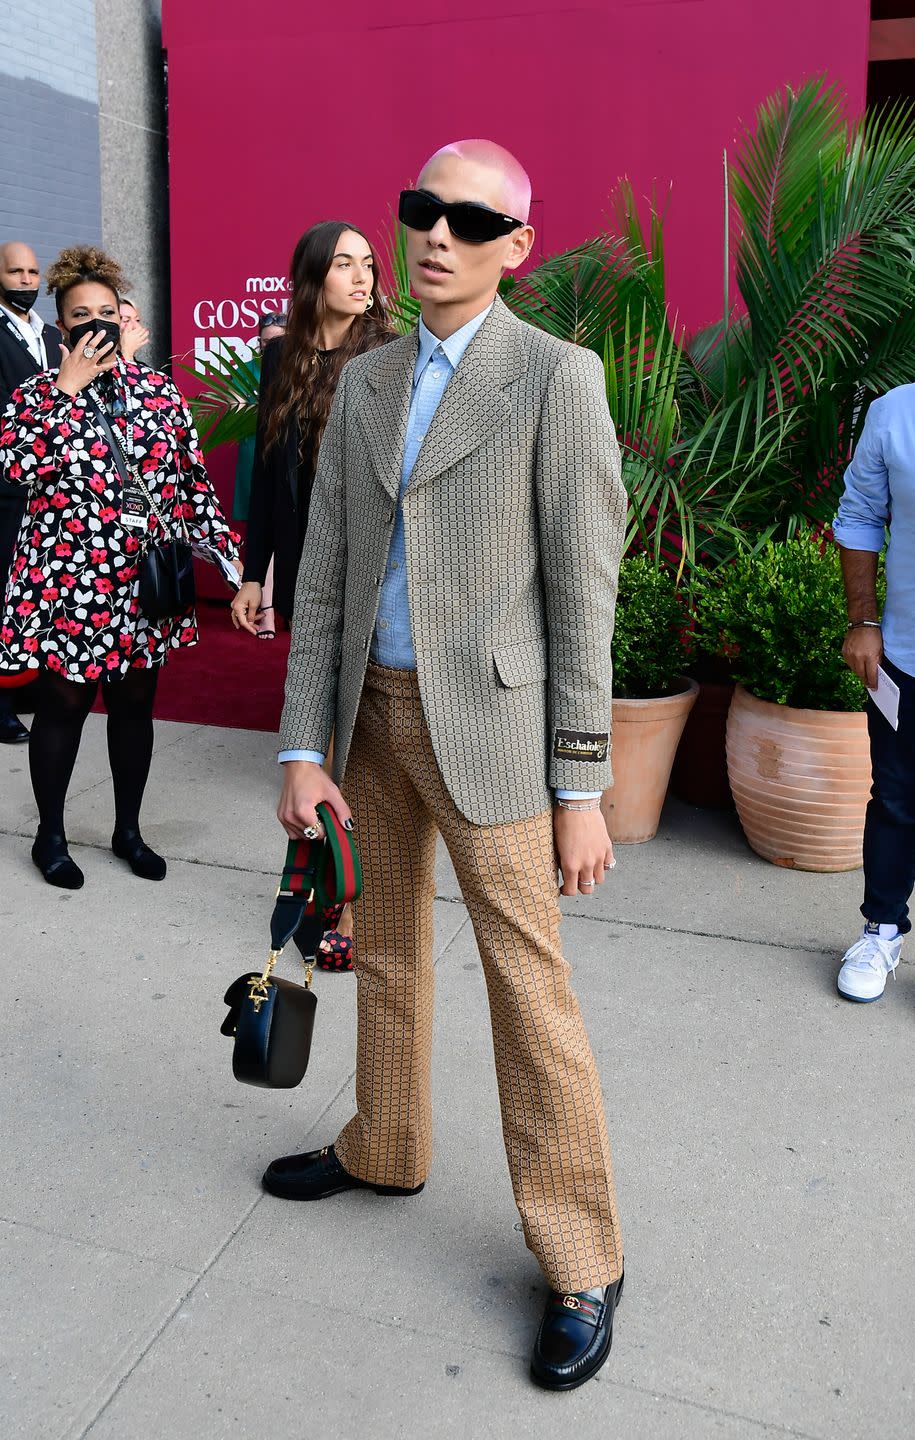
[31,833,84,890]
[0,712,29,743]
[530,1269,624,1391]
[262,1144,425,1201]
[112,829,167,881]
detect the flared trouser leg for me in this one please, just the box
[335,666,623,1291]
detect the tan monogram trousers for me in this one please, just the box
[334,664,623,1292]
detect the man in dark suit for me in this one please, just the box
[0,242,62,742]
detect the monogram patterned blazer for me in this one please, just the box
[280,296,627,826]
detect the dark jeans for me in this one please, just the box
[862,656,915,933]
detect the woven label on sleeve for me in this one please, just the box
[553,729,609,762]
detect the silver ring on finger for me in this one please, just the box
[581,880,595,888]
[83,345,96,359]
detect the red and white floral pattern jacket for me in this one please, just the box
[0,360,239,682]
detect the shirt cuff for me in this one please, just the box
[555,790,603,801]
[278,749,325,765]
[833,520,886,553]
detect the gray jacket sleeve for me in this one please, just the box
[535,345,626,791]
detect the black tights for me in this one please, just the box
[29,667,159,840]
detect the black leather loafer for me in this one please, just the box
[530,1269,624,1391]
[262,1144,425,1201]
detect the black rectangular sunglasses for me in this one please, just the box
[399,189,524,244]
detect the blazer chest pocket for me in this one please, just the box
[493,638,548,688]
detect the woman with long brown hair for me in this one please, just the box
[231,221,391,967]
[232,221,390,634]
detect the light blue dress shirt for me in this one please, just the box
[280,304,599,799]
[834,383,915,677]
[371,305,492,667]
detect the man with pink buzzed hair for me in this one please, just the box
[267,139,628,1391]
[426,138,533,223]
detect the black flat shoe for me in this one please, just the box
[530,1269,624,1391]
[262,1144,425,1201]
[31,834,84,890]
[0,712,29,743]
[112,829,167,881]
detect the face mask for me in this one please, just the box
[67,318,122,358]
[2,287,39,314]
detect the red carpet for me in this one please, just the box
[94,600,291,731]
[158,600,290,730]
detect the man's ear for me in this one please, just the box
[503,224,535,273]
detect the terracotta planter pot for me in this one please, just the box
[670,680,735,809]
[725,684,871,872]
[601,678,700,843]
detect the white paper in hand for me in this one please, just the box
[867,664,900,731]
[192,541,241,590]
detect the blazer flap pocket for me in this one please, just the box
[493,638,548,688]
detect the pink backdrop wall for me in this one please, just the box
[163,0,870,525]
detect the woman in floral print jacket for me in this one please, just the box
[0,246,239,889]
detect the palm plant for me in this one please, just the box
[181,340,261,451]
[185,77,915,581]
[507,79,915,573]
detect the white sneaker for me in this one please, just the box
[837,925,903,1002]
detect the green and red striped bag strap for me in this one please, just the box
[314,802,362,908]
[270,804,362,962]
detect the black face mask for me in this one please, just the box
[2,286,39,314]
[67,318,122,358]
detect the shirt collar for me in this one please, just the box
[1,302,42,336]
[415,302,494,379]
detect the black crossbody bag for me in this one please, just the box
[85,391,196,620]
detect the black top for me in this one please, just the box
[0,306,62,414]
[243,338,335,623]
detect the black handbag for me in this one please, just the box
[86,390,196,619]
[137,536,196,620]
[221,804,363,1088]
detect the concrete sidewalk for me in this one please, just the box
[1,716,912,1440]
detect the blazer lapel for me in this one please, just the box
[357,334,417,500]
[407,299,524,492]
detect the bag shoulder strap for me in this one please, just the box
[267,807,363,964]
[83,389,183,540]
[83,391,131,488]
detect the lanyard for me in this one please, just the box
[0,305,47,367]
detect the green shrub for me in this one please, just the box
[693,533,878,711]
[612,555,688,698]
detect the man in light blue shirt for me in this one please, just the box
[833,384,915,1001]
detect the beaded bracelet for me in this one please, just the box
[556,799,602,812]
